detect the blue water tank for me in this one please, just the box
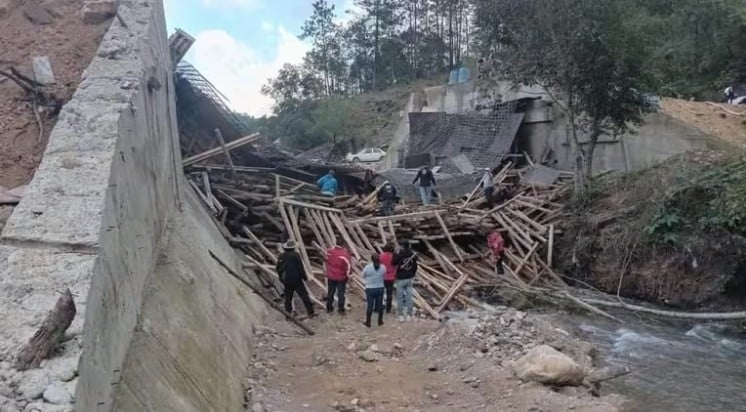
[458,67,470,83]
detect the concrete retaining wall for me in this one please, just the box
[382,80,723,174]
[0,1,267,411]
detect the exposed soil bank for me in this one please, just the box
[556,150,746,310]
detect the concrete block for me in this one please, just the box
[32,56,55,85]
[81,0,118,24]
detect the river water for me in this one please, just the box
[561,314,746,412]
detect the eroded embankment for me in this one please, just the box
[0,1,268,411]
[556,150,746,310]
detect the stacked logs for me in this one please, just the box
[186,161,571,318]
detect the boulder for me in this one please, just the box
[32,57,55,85]
[17,371,50,400]
[512,345,585,386]
[81,0,118,24]
[358,350,379,362]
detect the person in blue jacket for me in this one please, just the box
[317,169,338,197]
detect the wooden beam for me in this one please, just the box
[183,132,260,166]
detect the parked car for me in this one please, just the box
[345,147,386,163]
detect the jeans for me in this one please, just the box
[418,186,431,205]
[484,186,495,208]
[284,281,314,316]
[381,199,395,216]
[365,287,385,326]
[326,279,347,313]
[384,280,395,313]
[395,278,414,316]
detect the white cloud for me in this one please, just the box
[201,0,262,9]
[189,27,310,117]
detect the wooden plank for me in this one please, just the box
[280,197,343,214]
[210,251,316,335]
[286,205,326,292]
[351,210,436,224]
[214,128,236,177]
[547,224,555,267]
[329,213,361,260]
[301,208,329,249]
[435,211,464,262]
[183,133,260,166]
[241,226,277,263]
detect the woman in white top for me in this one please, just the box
[362,254,387,327]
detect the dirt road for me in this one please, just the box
[244,305,628,412]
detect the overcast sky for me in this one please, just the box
[164,0,356,117]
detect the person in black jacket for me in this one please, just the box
[377,181,398,216]
[413,166,436,206]
[392,239,418,322]
[276,240,315,318]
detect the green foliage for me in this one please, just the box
[642,159,746,245]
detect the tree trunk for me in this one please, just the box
[584,129,600,179]
[374,0,380,90]
[15,289,76,371]
[567,108,588,199]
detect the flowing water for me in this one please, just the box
[562,314,746,412]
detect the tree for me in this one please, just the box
[300,1,346,97]
[473,0,654,196]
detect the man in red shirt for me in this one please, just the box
[488,231,505,275]
[378,242,398,313]
[325,245,352,314]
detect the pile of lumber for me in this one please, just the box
[185,158,572,318]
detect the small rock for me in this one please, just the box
[430,393,439,400]
[350,398,359,406]
[251,401,265,412]
[368,344,379,353]
[346,343,356,352]
[0,1,9,19]
[17,371,49,400]
[49,357,78,383]
[358,350,379,362]
[81,0,118,24]
[427,364,438,372]
[462,376,478,384]
[43,384,72,405]
[23,1,53,25]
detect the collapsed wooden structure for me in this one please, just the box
[186,153,572,318]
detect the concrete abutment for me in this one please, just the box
[0,1,268,410]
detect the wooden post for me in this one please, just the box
[210,251,315,335]
[435,211,464,262]
[16,290,76,370]
[547,224,555,267]
[214,128,236,177]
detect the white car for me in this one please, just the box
[345,147,386,163]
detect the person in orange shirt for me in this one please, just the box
[378,243,397,314]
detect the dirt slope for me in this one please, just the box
[0,0,109,231]
[660,98,746,147]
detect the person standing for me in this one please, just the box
[325,244,351,315]
[479,167,495,208]
[392,240,418,322]
[412,166,436,206]
[377,181,398,216]
[487,231,506,275]
[362,254,387,327]
[317,169,338,197]
[276,240,315,318]
[378,243,397,313]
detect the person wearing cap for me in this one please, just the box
[325,244,352,314]
[276,240,315,318]
[479,167,495,208]
[317,169,338,197]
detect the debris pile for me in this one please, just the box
[186,143,573,318]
